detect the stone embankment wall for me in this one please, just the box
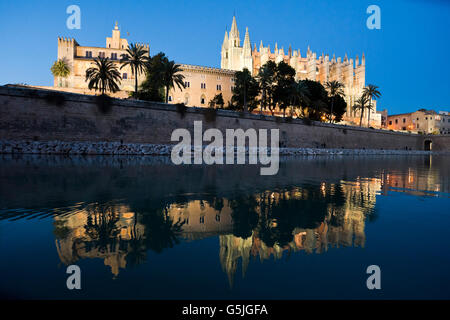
[0,86,449,152]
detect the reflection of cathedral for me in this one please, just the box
[53,178,381,282]
[218,178,381,286]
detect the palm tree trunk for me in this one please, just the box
[367,102,372,127]
[135,66,138,95]
[359,109,364,127]
[243,81,247,113]
[260,89,265,115]
[330,97,334,123]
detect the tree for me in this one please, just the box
[257,61,277,114]
[231,68,259,112]
[120,43,149,94]
[353,94,371,127]
[85,57,122,95]
[327,94,347,123]
[301,80,329,121]
[290,80,310,117]
[363,84,381,127]
[138,52,168,102]
[161,60,185,104]
[209,93,225,109]
[325,80,345,123]
[273,62,296,117]
[51,58,70,87]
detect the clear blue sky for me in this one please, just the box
[0,0,449,114]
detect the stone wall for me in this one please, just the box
[0,86,448,151]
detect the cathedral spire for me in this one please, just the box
[230,16,239,38]
[243,27,251,49]
[222,30,229,49]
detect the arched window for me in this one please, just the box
[200,94,206,105]
[168,96,172,102]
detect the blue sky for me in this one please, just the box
[0,0,449,114]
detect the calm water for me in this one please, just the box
[0,154,449,300]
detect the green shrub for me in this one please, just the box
[204,107,217,123]
[175,103,187,118]
[44,92,66,107]
[95,94,113,114]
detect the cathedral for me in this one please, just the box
[220,16,378,125]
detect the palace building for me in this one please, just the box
[55,22,149,97]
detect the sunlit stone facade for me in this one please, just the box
[55,22,149,97]
[221,16,380,126]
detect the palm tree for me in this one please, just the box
[363,84,381,127]
[291,80,311,117]
[85,57,122,95]
[325,80,345,123]
[353,94,370,127]
[161,60,185,103]
[120,43,149,94]
[51,58,70,87]
[257,61,276,114]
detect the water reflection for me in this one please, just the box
[50,178,379,285]
[0,154,449,292]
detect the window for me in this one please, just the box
[98,52,105,58]
[402,127,406,130]
[184,81,190,88]
[395,119,398,124]
[168,96,172,102]
[425,117,428,120]
[199,216,205,224]
[201,83,206,89]
[85,51,92,58]
[389,121,392,125]
[122,73,127,79]
[111,53,118,60]
[201,95,206,105]
[216,84,222,91]
[215,214,220,222]
[403,118,406,123]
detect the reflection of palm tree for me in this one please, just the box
[229,195,259,239]
[84,204,120,253]
[139,205,185,253]
[126,213,147,267]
